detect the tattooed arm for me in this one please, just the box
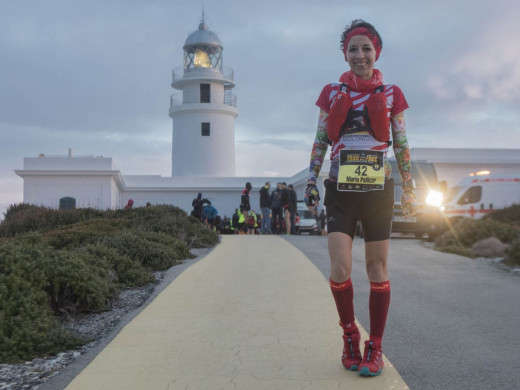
[391,111,416,217]
[391,111,412,183]
[307,109,330,185]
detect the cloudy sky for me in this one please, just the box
[1,0,520,218]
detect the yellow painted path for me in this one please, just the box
[65,235,409,390]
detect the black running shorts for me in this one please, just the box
[324,178,394,242]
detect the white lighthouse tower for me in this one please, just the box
[169,14,238,177]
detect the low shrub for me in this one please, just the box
[42,218,131,249]
[505,238,520,266]
[435,218,519,249]
[179,217,219,248]
[79,244,154,288]
[101,230,190,271]
[0,204,105,237]
[0,242,88,363]
[483,204,520,227]
[0,203,218,363]
[0,273,84,364]
[137,209,218,249]
[42,249,116,315]
[0,240,116,316]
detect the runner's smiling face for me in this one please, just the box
[346,35,376,80]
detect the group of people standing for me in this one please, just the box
[191,193,220,231]
[191,181,301,236]
[259,181,298,235]
[191,189,261,235]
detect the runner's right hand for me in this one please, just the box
[304,184,320,208]
[401,190,417,218]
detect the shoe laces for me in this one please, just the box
[364,340,381,362]
[342,332,359,358]
[366,342,373,361]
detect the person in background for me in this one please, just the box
[288,184,298,234]
[221,216,231,234]
[303,19,416,377]
[124,199,134,209]
[192,193,209,222]
[281,182,291,235]
[259,181,273,234]
[240,182,252,233]
[214,214,222,234]
[203,202,218,231]
[271,183,284,234]
[231,210,240,234]
[248,210,258,235]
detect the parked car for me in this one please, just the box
[389,159,446,240]
[295,201,319,235]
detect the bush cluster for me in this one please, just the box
[482,204,520,227]
[435,204,520,263]
[0,203,217,363]
[505,238,520,266]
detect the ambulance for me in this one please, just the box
[442,172,520,220]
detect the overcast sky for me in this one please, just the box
[1,0,520,218]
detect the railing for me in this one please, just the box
[170,91,237,108]
[172,66,234,85]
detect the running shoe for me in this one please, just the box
[359,339,384,376]
[341,331,362,371]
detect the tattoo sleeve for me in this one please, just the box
[307,110,329,185]
[391,112,412,183]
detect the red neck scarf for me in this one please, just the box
[339,69,384,92]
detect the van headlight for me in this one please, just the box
[426,190,443,208]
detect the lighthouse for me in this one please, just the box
[169,15,238,177]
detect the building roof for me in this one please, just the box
[122,170,309,191]
[184,21,222,48]
[411,148,520,164]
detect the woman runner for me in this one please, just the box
[304,19,416,377]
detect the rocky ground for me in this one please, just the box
[0,247,212,390]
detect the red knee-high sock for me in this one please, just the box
[330,278,358,333]
[369,281,391,344]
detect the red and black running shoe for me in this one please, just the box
[359,339,384,376]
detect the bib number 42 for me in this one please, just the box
[355,166,368,176]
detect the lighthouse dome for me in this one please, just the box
[184,21,222,48]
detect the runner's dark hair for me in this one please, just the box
[340,19,382,52]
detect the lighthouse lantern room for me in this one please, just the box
[169,14,238,177]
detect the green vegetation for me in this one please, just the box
[435,204,520,265]
[0,204,218,364]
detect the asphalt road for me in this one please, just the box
[284,234,520,390]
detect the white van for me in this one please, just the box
[443,173,520,220]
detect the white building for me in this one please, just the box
[15,149,311,217]
[15,150,124,211]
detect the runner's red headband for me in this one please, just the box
[342,27,382,61]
